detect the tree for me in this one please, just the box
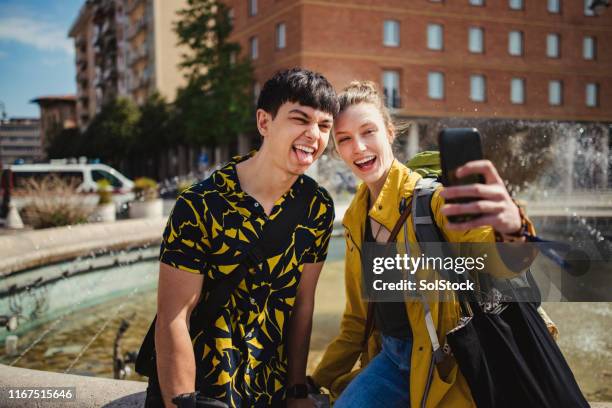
[83,98,140,168]
[132,92,174,178]
[174,0,254,150]
[45,126,85,159]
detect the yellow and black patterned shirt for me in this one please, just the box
[159,153,334,407]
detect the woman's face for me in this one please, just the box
[333,103,395,187]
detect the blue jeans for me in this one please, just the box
[334,335,412,408]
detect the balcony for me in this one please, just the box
[126,0,145,14]
[127,45,147,66]
[103,66,118,81]
[126,17,147,40]
[76,52,88,68]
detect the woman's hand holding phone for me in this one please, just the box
[440,159,522,235]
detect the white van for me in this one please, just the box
[1,161,135,212]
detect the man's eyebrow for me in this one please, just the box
[288,109,311,119]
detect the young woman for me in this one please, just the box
[311,81,535,407]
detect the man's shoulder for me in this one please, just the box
[301,174,334,210]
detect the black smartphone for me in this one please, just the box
[439,128,485,223]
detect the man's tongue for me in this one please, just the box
[294,147,313,165]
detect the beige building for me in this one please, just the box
[69,0,187,128]
[0,118,43,165]
[125,0,187,105]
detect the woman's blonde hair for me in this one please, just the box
[330,81,399,153]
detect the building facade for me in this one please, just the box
[0,118,43,165]
[226,0,612,123]
[226,0,612,189]
[69,0,126,129]
[69,0,187,129]
[30,96,78,155]
[124,0,188,105]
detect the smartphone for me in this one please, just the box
[439,128,485,223]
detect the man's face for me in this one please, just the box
[257,102,333,175]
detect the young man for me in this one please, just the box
[150,68,339,408]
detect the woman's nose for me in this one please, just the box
[354,138,366,152]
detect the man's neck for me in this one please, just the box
[236,150,299,214]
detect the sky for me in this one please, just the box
[0,0,83,118]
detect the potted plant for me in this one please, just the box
[129,177,163,219]
[90,179,116,222]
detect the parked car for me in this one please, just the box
[1,161,135,213]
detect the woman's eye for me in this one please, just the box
[337,137,349,143]
[365,129,375,135]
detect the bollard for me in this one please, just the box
[5,335,18,356]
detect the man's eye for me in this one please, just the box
[319,125,331,132]
[291,117,308,124]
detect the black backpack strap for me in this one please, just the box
[136,176,319,377]
[411,177,539,306]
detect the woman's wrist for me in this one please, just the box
[495,200,529,242]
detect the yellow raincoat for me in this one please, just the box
[312,159,538,408]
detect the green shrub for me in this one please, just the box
[97,179,113,205]
[133,177,159,201]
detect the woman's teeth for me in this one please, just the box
[354,156,376,168]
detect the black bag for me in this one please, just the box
[135,177,318,379]
[445,271,589,408]
[409,177,589,408]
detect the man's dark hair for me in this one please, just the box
[257,68,340,118]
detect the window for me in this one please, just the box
[92,170,122,188]
[583,36,596,60]
[586,83,599,107]
[253,82,261,104]
[230,51,237,65]
[549,80,562,106]
[382,70,401,108]
[510,78,525,104]
[509,0,523,10]
[468,27,484,53]
[228,8,235,25]
[248,0,257,16]
[276,23,286,49]
[427,24,443,50]
[508,31,523,56]
[547,0,561,13]
[584,0,595,16]
[428,72,445,100]
[383,20,400,47]
[250,36,258,59]
[469,0,484,5]
[470,75,486,102]
[546,33,560,58]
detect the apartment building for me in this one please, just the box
[69,0,187,127]
[0,118,43,165]
[69,0,125,129]
[226,0,612,123]
[124,0,187,105]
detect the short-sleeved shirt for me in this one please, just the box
[158,153,334,407]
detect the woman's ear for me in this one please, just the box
[256,109,271,138]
